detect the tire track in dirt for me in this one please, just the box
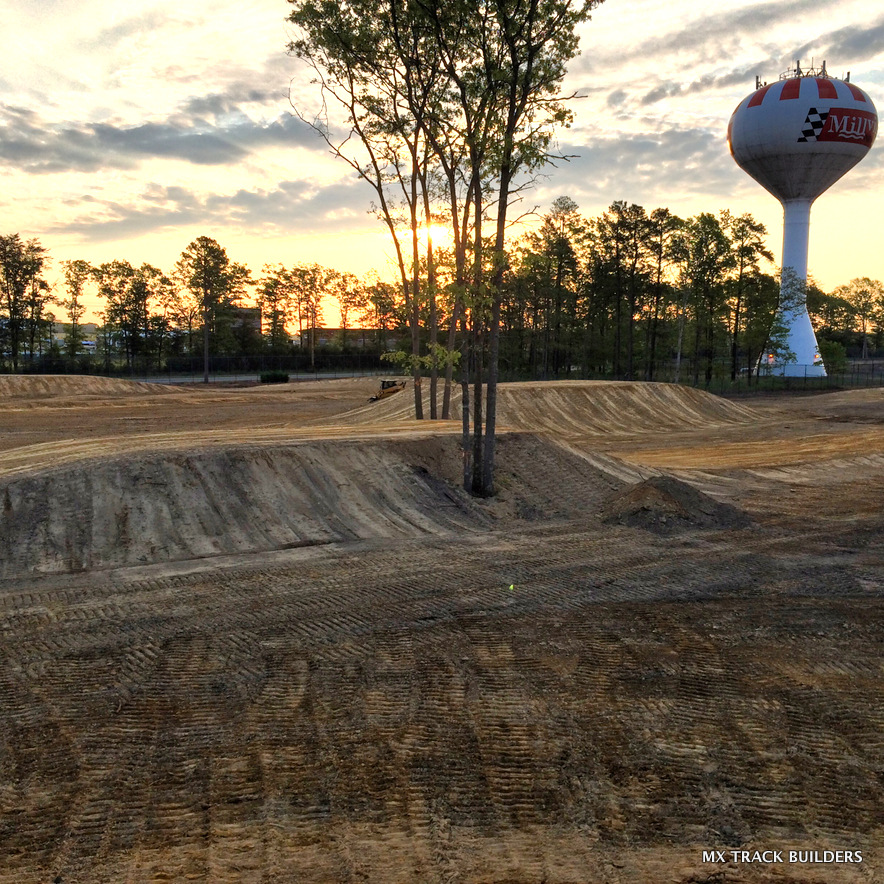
[2,537,881,881]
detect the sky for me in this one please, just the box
[2,0,883,322]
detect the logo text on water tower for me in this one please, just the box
[799,107,877,146]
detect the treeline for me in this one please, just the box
[0,233,403,376]
[2,206,883,383]
[501,198,884,383]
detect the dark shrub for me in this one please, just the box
[259,370,290,384]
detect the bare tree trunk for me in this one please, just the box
[482,160,513,496]
[461,313,471,491]
[441,297,460,419]
[730,292,743,380]
[674,291,686,384]
[203,298,210,384]
[471,320,484,495]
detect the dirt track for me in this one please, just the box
[1,376,882,883]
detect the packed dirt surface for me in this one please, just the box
[1,376,882,883]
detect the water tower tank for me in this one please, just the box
[728,66,877,376]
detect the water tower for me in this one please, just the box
[728,62,878,376]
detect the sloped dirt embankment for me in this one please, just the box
[341,379,758,435]
[0,434,625,579]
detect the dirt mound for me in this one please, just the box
[0,433,625,579]
[501,381,757,435]
[601,475,750,533]
[0,441,486,577]
[0,374,180,399]
[340,380,758,437]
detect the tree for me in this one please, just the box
[739,271,780,380]
[675,213,735,385]
[23,272,55,363]
[174,237,250,382]
[808,282,854,345]
[288,0,604,494]
[722,212,772,379]
[258,264,300,352]
[288,0,445,418]
[366,279,399,354]
[329,270,369,348]
[835,277,884,360]
[288,263,328,368]
[593,201,652,379]
[61,260,92,360]
[93,261,170,370]
[0,234,49,370]
[644,208,683,380]
[511,197,584,377]
[473,0,605,495]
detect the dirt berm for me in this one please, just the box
[0,433,625,579]
[0,374,182,401]
[342,379,758,436]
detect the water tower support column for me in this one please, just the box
[777,198,825,377]
[782,198,811,282]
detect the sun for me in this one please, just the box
[419,223,454,250]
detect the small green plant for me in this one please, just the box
[259,370,290,384]
[817,339,848,373]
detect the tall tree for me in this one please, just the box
[836,277,884,360]
[93,262,170,370]
[289,263,328,368]
[289,0,603,493]
[366,279,399,354]
[258,264,300,352]
[676,213,735,385]
[329,270,369,348]
[61,259,92,360]
[477,0,604,495]
[174,237,250,382]
[644,208,683,380]
[594,202,652,379]
[288,0,447,418]
[722,211,772,379]
[0,234,48,370]
[512,197,583,377]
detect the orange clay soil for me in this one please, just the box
[0,376,882,883]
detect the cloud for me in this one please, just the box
[184,87,278,118]
[638,64,773,106]
[531,126,751,214]
[93,122,249,165]
[602,0,837,66]
[51,177,369,243]
[83,10,184,51]
[792,16,884,68]
[0,103,316,174]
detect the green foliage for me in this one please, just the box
[380,349,417,372]
[817,339,848,373]
[61,259,92,359]
[0,233,50,370]
[421,341,460,373]
[832,277,884,359]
